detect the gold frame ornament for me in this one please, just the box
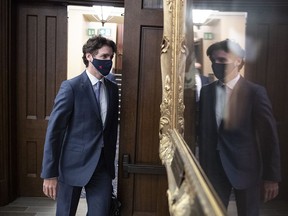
[159,0,227,215]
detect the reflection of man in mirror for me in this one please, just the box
[194,62,210,102]
[198,39,281,215]
[194,61,210,158]
[184,55,210,94]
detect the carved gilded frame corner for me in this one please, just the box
[159,1,226,215]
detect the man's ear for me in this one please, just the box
[234,57,242,67]
[86,53,92,62]
[237,57,245,70]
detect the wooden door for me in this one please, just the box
[245,6,288,199]
[0,0,15,205]
[118,1,169,215]
[17,4,67,196]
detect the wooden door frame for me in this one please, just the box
[0,0,18,206]
[118,1,167,214]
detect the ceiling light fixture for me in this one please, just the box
[192,9,218,29]
[93,5,114,26]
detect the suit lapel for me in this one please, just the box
[81,72,102,120]
[225,76,246,129]
[103,78,112,128]
[211,82,219,129]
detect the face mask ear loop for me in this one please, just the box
[234,60,240,72]
[234,58,243,69]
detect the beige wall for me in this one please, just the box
[194,12,247,78]
[67,8,245,80]
[67,6,118,79]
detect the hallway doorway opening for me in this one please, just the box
[67,5,124,196]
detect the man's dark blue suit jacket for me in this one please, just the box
[199,76,281,189]
[41,71,119,186]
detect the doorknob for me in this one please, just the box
[122,154,166,178]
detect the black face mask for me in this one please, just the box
[212,62,234,82]
[91,58,112,76]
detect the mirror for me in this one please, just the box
[180,0,286,213]
[184,9,247,154]
[159,1,227,215]
[160,0,285,215]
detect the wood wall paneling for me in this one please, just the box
[118,0,168,214]
[0,0,12,206]
[134,26,164,213]
[245,8,288,198]
[115,24,124,73]
[17,4,67,196]
[267,25,288,198]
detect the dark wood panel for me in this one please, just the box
[134,175,168,214]
[45,16,57,118]
[0,0,8,187]
[133,26,165,213]
[26,15,38,118]
[245,10,288,199]
[26,141,37,176]
[115,24,123,73]
[265,24,288,199]
[0,0,15,206]
[246,23,270,86]
[137,27,162,164]
[17,4,67,196]
[118,0,168,215]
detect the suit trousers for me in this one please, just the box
[208,151,260,216]
[56,149,112,216]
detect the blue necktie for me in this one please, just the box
[220,83,226,122]
[94,81,102,112]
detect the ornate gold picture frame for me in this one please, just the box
[159,1,226,215]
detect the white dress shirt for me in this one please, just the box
[215,74,240,126]
[195,72,202,102]
[86,70,108,124]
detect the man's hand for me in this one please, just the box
[263,181,279,203]
[43,178,58,200]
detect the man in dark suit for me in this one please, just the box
[41,35,119,215]
[195,62,210,102]
[194,62,210,158]
[198,39,281,216]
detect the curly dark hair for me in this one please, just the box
[82,35,117,67]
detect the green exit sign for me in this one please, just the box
[87,28,95,36]
[204,32,214,40]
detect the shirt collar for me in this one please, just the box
[226,74,240,90]
[86,69,103,85]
